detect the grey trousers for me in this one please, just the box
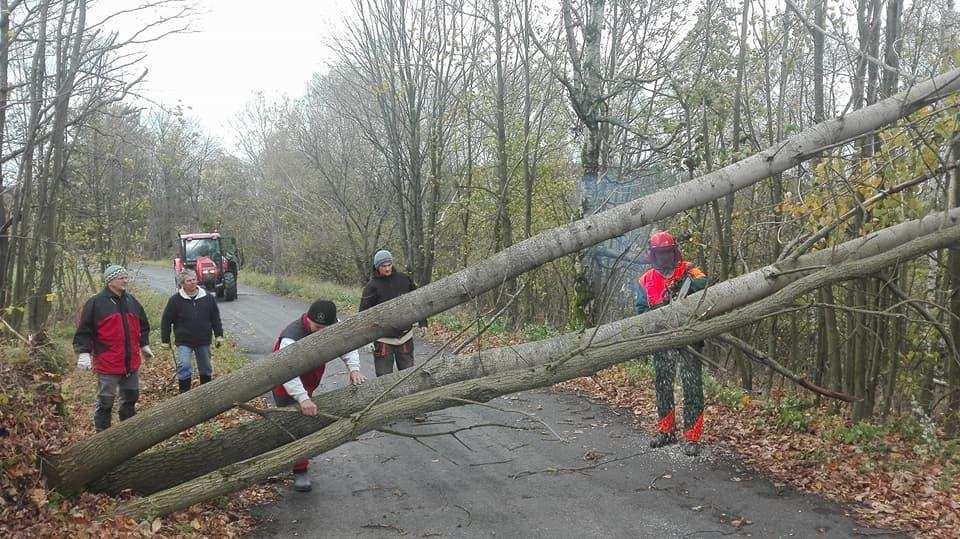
[94,372,140,431]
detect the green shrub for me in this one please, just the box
[705,375,745,409]
[775,407,812,433]
[523,322,558,342]
[622,359,654,384]
[764,396,815,432]
[485,317,508,335]
[834,421,887,445]
[890,414,924,442]
[433,312,466,332]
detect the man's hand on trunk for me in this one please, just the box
[298,400,318,416]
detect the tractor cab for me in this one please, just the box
[173,231,243,301]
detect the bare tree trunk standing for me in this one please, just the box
[8,0,49,330]
[947,139,960,436]
[807,0,843,395]
[45,68,960,494]
[29,0,87,333]
[564,0,606,326]
[0,0,18,308]
[727,0,752,389]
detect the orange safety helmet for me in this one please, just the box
[648,230,678,250]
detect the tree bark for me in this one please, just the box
[115,223,960,519]
[946,137,960,436]
[46,67,960,494]
[93,208,960,495]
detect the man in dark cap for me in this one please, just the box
[271,299,366,492]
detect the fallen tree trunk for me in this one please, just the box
[96,209,960,495]
[114,222,960,519]
[47,67,960,494]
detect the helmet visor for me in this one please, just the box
[650,247,678,273]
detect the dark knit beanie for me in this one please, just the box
[307,299,337,326]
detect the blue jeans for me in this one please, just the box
[176,345,212,381]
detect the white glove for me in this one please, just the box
[77,353,92,370]
[215,336,224,348]
[141,345,154,359]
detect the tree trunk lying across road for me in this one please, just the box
[95,209,960,495]
[114,222,960,519]
[45,67,960,495]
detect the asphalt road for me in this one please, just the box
[132,264,895,538]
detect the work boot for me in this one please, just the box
[683,441,701,457]
[649,432,678,448]
[199,374,212,385]
[178,378,192,394]
[293,471,312,492]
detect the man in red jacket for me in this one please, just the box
[635,231,709,456]
[73,265,153,431]
[272,299,366,492]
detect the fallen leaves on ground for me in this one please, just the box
[2,305,279,536]
[557,366,960,538]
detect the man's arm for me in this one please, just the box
[687,267,709,293]
[340,348,361,372]
[73,298,96,353]
[358,281,376,312]
[209,297,224,338]
[278,337,310,403]
[160,296,175,344]
[635,289,651,315]
[135,297,150,347]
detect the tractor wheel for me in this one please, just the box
[216,286,225,298]
[223,272,238,301]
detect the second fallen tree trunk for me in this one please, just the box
[46,68,960,494]
[114,222,960,519]
[96,209,960,495]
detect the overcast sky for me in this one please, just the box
[95,0,351,143]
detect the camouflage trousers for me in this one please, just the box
[653,348,705,442]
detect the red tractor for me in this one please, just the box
[173,232,243,301]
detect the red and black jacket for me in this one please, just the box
[73,288,150,375]
[635,260,709,314]
[272,315,325,400]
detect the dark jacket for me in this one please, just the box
[359,270,425,337]
[73,288,150,375]
[160,288,223,347]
